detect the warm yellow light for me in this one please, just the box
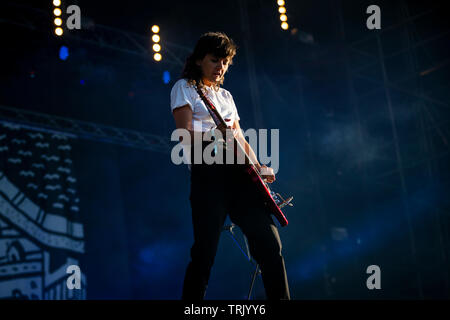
[277,0,285,6]
[53,0,61,6]
[53,8,62,16]
[55,27,64,36]
[54,17,62,26]
[151,25,160,33]
[280,14,287,22]
[278,6,286,14]
[153,53,162,61]
[152,44,161,52]
[152,34,160,43]
[281,22,289,30]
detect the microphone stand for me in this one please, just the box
[222,223,261,300]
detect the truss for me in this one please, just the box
[0,1,187,152]
[0,105,170,153]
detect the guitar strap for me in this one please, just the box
[194,85,227,127]
[194,85,228,155]
[195,84,250,165]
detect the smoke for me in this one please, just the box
[319,121,384,169]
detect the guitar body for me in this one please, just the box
[243,162,289,227]
[225,136,289,227]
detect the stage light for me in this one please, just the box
[151,25,159,33]
[278,6,286,14]
[53,8,62,16]
[59,46,69,60]
[55,27,63,36]
[152,44,161,52]
[280,14,287,22]
[152,34,160,43]
[281,22,289,30]
[54,17,62,26]
[53,0,61,6]
[163,71,170,84]
[277,0,285,6]
[153,53,162,61]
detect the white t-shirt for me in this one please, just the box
[170,78,240,132]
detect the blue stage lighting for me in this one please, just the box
[59,46,69,60]
[163,71,170,84]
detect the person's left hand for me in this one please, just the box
[259,165,276,183]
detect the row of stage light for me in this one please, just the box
[52,1,164,62]
[51,1,291,61]
[53,0,63,36]
[277,0,289,30]
[151,25,162,62]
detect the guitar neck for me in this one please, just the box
[232,135,258,169]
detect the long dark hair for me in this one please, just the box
[181,32,237,90]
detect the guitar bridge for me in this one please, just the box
[270,191,294,208]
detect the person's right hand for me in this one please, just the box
[260,165,276,183]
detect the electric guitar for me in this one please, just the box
[196,86,293,227]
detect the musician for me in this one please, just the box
[170,32,290,300]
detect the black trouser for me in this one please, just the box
[182,161,290,300]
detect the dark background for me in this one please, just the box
[1,0,449,299]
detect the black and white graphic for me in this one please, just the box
[0,123,86,299]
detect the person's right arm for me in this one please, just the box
[172,104,233,147]
[172,104,208,145]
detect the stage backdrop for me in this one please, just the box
[0,122,86,299]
